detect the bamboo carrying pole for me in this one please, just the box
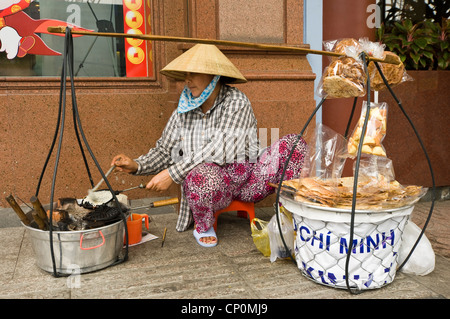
[47,26,400,65]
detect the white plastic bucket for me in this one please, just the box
[280,195,414,290]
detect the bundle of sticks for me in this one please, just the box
[5,194,127,231]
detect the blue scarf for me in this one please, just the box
[177,75,221,113]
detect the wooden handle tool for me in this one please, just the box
[152,197,179,208]
[129,197,179,211]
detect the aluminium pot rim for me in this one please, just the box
[21,218,125,235]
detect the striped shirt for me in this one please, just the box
[134,85,261,231]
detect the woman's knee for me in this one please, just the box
[185,163,223,184]
[183,163,229,194]
[183,163,232,209]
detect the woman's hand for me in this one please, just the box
[146,169,174,192]
[111,154,138,174]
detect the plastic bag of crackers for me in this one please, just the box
[348,101,388,157]
[358,37,412,91]
[281,122,427,210]
[317,38,368,99]
[367,51,413,91]
[318,37,412,96]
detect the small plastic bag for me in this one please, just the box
[323,38,361,57]
[250,218,271,257]
[367,51,413,91]
[318,57,367,99]
[398,221,435,276]
[358,37,385,60]
[301,123,349,181]
[347,101,388,157]
[268,207,295,262]
[318,38,367,99]
[354,155,396,185]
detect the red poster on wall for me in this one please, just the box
[122,0,153,78]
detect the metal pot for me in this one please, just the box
[23,219,124,274]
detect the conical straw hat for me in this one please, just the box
[161,44,247,83]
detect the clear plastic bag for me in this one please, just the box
[282,124,350,207]
[347,101,388,157]
[268,207,295,262]
[359,37,385,60]
[354,155,396,183]
[301,123,349,181]
[358,37,412,92]
[323,38,361,57]
[367,51,413,91]
[250,218,271,257]
[318,57,367,99]
[318,38,367,99]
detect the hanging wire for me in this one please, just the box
[344,97,359,139]
[273,51,435,294]
[373,61,436,272]
[36,28,128,277]
[66,28,130,267]
[343,52,372,294]
[274,96,327,265]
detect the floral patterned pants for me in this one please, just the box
[183,134,307,233]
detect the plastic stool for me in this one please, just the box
[213,200,255,231]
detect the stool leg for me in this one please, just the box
[237,211,247,219]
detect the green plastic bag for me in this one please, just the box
[251,218,271,257]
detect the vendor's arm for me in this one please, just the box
[134,110,180,176]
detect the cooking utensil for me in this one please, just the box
[92,165,116,192]
[129,197,179,211]
[81,183,145,209]
[23,219,124,274]
[83,197,178,227]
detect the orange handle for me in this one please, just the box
[142,214,149,230]
[80,231,105,250]
[130,213,149,230]
[152,197,179,207]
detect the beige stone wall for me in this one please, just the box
[0,0,315,208]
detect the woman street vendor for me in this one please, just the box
[112,44,307,247]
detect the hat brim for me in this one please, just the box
[160,44,247,84]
